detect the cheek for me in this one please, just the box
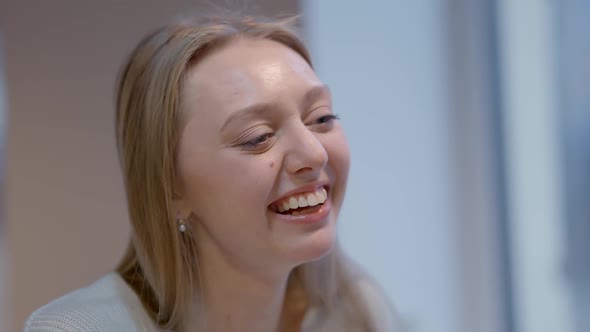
[327,132,351,181]
[324,131,351,211]
[181,152,278,220]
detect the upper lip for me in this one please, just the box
[269,181,330,207]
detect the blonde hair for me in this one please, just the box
[115,15,370,330]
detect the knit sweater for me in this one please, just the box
[24,273,397,331]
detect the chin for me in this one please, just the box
[284,216,337,265]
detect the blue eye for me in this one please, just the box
[241,133,274,148]
[315,114,340,124]
[308,114,340,130]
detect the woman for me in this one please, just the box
[25,15,397,332]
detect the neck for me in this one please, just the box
[184,243,301,332]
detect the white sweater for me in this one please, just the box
[24,273,398,331]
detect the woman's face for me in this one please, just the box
[176,38,350,273]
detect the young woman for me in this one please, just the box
[25,15,398,332]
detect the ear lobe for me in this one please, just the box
[171,194,191,220]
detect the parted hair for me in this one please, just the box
[114,14,372,330]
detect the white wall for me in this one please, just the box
[302,2,461,332]
[497,1,574,331]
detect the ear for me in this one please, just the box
[171,172,192,219]
[171,192,192,220]
[171,178,192,220]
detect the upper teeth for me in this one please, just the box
[275,187,328,213]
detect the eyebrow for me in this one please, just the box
[220,84,331,133]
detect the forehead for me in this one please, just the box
[181,38,320,121]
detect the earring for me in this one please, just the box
[177,214,187,233]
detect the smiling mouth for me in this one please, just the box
[269,186,329,215]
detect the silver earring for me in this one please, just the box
[177,214,187,233]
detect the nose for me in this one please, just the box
[284,125,328,178]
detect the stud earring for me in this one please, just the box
[177,214,187,233]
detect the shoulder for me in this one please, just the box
[24,273,160,332]
[353,277,403,332]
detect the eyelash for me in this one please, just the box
[241,133,275,148]
[240,114,340,149]
[315,114,340,125]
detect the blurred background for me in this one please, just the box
[0,1,588,331]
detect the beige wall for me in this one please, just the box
[1,1,298,330]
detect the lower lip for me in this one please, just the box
[271,199,331,225]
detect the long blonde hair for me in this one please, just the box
[115,15,369,330]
